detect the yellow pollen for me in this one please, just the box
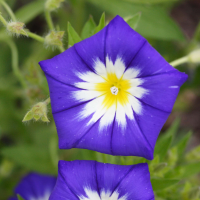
[95,73,131,109]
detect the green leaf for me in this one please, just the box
[126,12,141,30]
[81,16,96,39]
[151,178,179,191]
[154,119,180,160]
[122,0,179,4]
[165,118,180,137]
[1,145,56,174]
[94,13,106,34]
[177,131,192,158]
[17,195,25,200]
[67,22,81,47]
[86,0,185,40]
[180,162,200,178]
[154,134,173,160]
[186,145,200,161]
[15,1,44,24]
[193,22,200,41]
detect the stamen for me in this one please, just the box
[110,86,118,95]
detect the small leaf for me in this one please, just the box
[186,145,200,161]
[180,162,200,178]
[81,16,96,39]
[126,12,141,30]
[152,163,168,173]
[17,195,25,200]
[193,22,200,42]
[45,31,65,47]
[41,114,49,122]
[94,13,106,34]
[67,22,81,47]
[154,119,180,160]
[154,135,173,161]
[167,147,178,166]
[151,178,179,191]
[177,131,192,158]
[165,118,180,137]
[22,110,34,122]
[15,1,44,24]
[33,114,40,121]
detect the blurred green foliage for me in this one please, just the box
[0,0,200,200]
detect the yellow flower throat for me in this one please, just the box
[95,73,131,109]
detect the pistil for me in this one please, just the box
[110,86,119,95]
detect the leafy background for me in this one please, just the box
[0,0,200,200]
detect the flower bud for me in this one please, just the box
[44,31,64,49]
[23,100,50,122]
[6,21,27,37]
[45,0,64,11]
[187,49,200,64]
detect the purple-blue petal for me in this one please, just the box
[138,71,188,112]
[74,26,107,69]
[116,163,154,200]
[105,15,146,67]
[9,172,56,200]
[49,160,154,200]
[111,116,153,159]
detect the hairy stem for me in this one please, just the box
[0,14,7,26]
[0,1,17,21]
[6,39,27,88]
[45,10,54,31]
[26,31,45,43]
[170,56,189,67]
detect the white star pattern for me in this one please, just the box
[29,191,51,200]
[73,56,148,131]
[79,188,127,200]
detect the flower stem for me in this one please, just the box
[5,39,27,88]
[169,56,189,67]
[0,1,17,22]
[26,31,45,43]
[0,14,7,26]
[45,10,54,31]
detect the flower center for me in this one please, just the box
[94,73,131,109]
[110,86,119,95]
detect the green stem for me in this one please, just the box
[0,14,7,26]
[5,39,27,88]
[0,1,17,21]
[45,10,54,31]
[26,31,45,43]
[170,56,189,67]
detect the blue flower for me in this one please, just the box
[9,172,56,200]
[49,160,154,200]
[39,15,187,159]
